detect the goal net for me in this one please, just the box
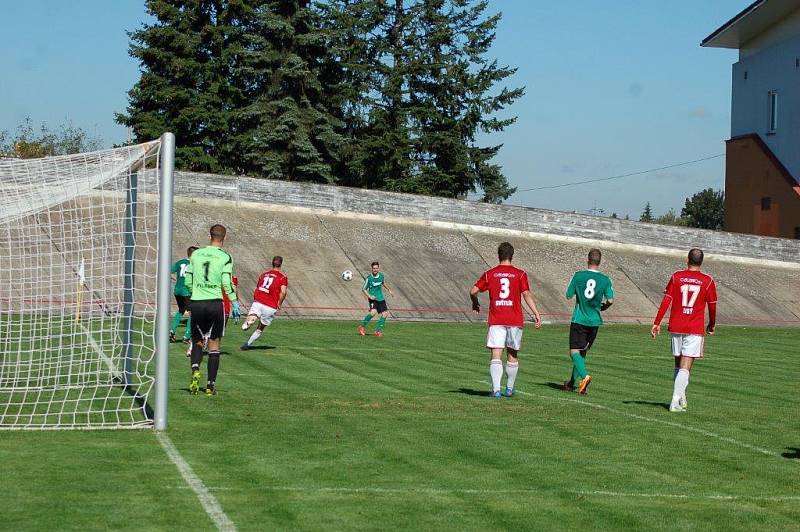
[0,138,173,429]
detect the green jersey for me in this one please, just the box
[566,270,614,327]
[185,246,236,301]
[363,273,386,301]
[171,258,191,296]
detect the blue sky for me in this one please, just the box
[0,1,744,218]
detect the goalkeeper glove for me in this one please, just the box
[600,301,611,311]
[471,300,480,313]
[231,301,241,322]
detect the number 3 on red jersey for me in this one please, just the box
[498,278,510,299]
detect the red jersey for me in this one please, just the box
[655,269,718,335]
[474,264,531,327]
[253,269,288,309]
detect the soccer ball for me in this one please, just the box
[341,270,353,281]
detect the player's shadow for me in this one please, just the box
[622,400,670,410]
[241,345,277,351]
[448,388,493,397]
[782,447,800,460]
[540,382,569,391]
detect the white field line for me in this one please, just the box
[156,432,236,532]
[77,321,118,377]
[573,490,800,501]
[166,484,800,502]
[488,381,785,460]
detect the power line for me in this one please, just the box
[516,153,725,193]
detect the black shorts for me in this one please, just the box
[369,299,388,314]
[174,294,191,315]
[189,299,225,341]
[569,322,599,352]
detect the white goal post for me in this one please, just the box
[0,133,174,430]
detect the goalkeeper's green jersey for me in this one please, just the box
[185,246,236,301]
[566,270,614,327]
[362,273,386,301]
[171,258,190,296]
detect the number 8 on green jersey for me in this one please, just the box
[566,270,614,327]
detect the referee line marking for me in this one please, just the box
[156,432,237,532]
[485,381,784,460]
[168,484,800,502]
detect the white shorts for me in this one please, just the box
[486,326,523,351]
[247,302,278,326]
[671,334,704,358]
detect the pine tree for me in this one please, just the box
[317,0,384,187]
[640,202,654,223]
[352,0,416,190]
[411,0,522,203]
[119,0,522,196]
[359,0,522,202]
[117,0,254,172]
[236,0,344,182]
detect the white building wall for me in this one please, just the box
[731,25,800,179]
[740,9,800,59]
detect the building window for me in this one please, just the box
[767,90,778,133]
[744,70,748,79]
[795,227,800,240]
[761,197,771,210]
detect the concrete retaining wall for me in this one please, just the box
[10,170,797,327]
[165,171,800,265]
[166,195,800,325]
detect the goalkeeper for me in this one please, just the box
[185,224,237,396]
[563,248,614,395]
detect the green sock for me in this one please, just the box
[361,314,373,327]
[183,316,191,339]
[170,312,182,333]
[570,365,580,385]
[376,316,386,331]
[570,352,588,379]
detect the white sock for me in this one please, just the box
[489,360,503,392]
[674,368,686,405]
[505,362,519,391]
[671,369,690,407]
[247,329,262,346]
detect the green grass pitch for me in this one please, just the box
[2,320,799,530]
